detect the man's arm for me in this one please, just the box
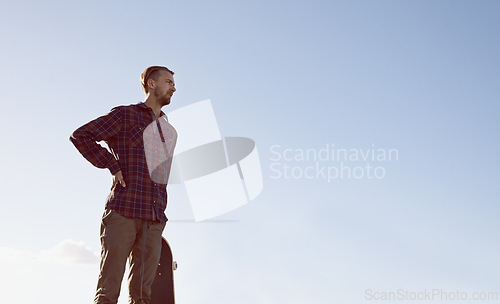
[69,107,123,175]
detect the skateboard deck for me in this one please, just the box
[150,237,176,304]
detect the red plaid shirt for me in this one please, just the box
[70,102,177,222]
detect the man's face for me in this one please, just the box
[152,70,176,106]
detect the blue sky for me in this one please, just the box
[1,0,499,303]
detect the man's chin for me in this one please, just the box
[160,97,171,106]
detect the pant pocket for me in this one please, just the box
[101,209,115,226]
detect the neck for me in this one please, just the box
[143,95,162,118]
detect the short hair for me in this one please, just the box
[140,66,175,93]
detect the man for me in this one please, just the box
[70,66,177,304]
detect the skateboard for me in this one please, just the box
[150,237,177,304]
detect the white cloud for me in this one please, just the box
[40,239,99,265]
[0,240,99,304]
[1,239,99,265]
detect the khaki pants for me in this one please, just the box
[94,209,165,304]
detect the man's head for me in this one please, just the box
[141,66,176,106]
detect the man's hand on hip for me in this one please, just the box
[112,170,126,189]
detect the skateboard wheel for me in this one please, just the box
[173,261,178,271]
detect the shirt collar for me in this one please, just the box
[137,102,166,117]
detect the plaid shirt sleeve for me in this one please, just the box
[69,107,123,175]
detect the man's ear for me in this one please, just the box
[148,78,155,90]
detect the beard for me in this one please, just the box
[155,90,172,106]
